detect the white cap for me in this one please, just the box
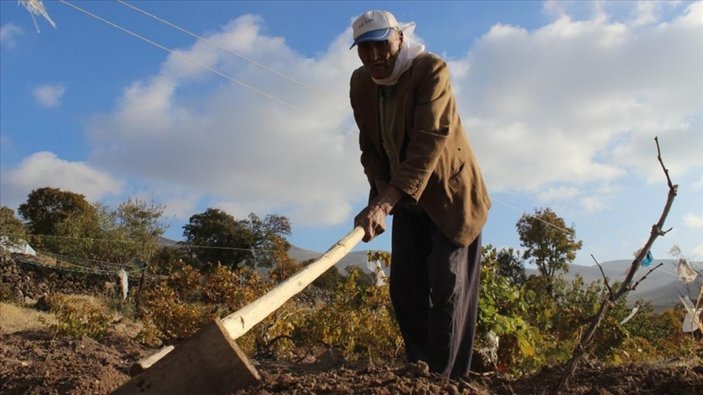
[350,10,400,49]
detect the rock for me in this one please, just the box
[396,361,430,378]
[35,295,51,311]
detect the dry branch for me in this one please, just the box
[591,254,614,302]
[630,262,664,291]
[552,137,678,394]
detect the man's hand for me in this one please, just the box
[354,185,405,242]
[354,204,389,242]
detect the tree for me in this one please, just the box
[0,206,26,239]
[113,197,166,241]
[37,196,167,266]
[182,209,292,270]
[496,247,526,286]
[107,197,167,263]
[182,209,253,269]
[18,187,97,237]
[516,208,582,293]
[48,203,107,260]
[246,213,292,269]
[268,236,302,283]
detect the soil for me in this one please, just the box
[0,329,147,395]
[242,357,703,394]
[1,324,702,395]
[2,255,703,394]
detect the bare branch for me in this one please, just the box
[655,137,674,189]
[553,137,678,394]
[591,254,614,301]
[630,262,664,291]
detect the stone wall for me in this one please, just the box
[0,253,137,303]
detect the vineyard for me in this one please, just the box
[1,246,701,394]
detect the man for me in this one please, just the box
[349,10,491,379]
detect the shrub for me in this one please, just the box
[247,302,308,359]
[296,267,403,362]
[44,294,112,339]
[138,283,214,341]
[137,262,273,345]
[479,246,537,374]
[202,264,271,310]
[617,306,701,363]
[312,264,343,290]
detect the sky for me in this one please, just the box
[1,0,702,266]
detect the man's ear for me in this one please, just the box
[398,30,404,46]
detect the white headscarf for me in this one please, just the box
[372,23,425,86]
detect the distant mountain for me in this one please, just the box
[289,245,702,309]
[157,236,179,247]
[542,259,685,290]
[530,259,702,308]
[629,280,702,307]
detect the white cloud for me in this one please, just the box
[86,15,364,226]
[632,1,660,26]
[453,1,703,195]
[161,195,200,220]
[537,186,581,202]
[0,152,122,208]
[0,23,22,49]
[33,83,67,108]
[683,213,703,229]
[694,176,703,189]
[578,195,607,213]
[76,4,702,235]
[543,0,568,18]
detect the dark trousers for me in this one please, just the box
[389,208,482,378]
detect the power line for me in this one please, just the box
[58,0,342,130]
[491,196,576,235]
[4,231,265,253]
[484,163,678,264]
[116,0,346,107]
[15,252,145,275]
[47,1,682,266]
[485,167,630,240]
[487,194,684,280]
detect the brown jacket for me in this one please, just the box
[350,52,491,247]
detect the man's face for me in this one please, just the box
[357,30,403,79]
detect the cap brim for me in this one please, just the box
[350,28,392,49]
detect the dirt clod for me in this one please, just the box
[1,255,702,394]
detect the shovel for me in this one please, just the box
[113,227,365,395]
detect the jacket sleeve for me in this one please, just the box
[350,71,388,200]
[389,57,453,201]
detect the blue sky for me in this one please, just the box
[1,1,702,266]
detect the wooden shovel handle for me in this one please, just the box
[130,227,365,375]
[220,226,365,339]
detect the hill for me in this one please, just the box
[289,244,702,309]
[558,259,702,308]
